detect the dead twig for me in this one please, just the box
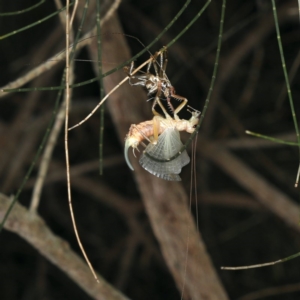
[87,13,229,300]
[0,193,130,300]
[200,140,300,232]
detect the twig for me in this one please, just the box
[219,132,297,149]
[199,140,300,231]
[0,193,130,300]
[0,27,96,97]
[90,13,229,300]
[65,0,99,283]
[0,0,122,98]
[203,2,297,134]
[30,90,66,212]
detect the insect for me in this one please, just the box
[123,48,188,120]
[68,45,198,180]
[139,127,190,181]
[124,108,200,180]
[68,48,170,131]
[68,48,187,132]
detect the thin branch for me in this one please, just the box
[0,193,130,300]
[30,89,66,212]
[64,0,99,283]
[199,140,300,231]
[90,13,229,300]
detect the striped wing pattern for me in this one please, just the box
[139,128,190,181]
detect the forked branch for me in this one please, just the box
[0,194,129,300]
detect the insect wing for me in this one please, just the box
[139,128,190,179]
[156,173,182,181]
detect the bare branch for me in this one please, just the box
[0,193,130,300]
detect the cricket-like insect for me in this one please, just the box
[123,48,188,120]
[124,108,200,180]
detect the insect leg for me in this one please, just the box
[152,83,172,119]
[152,115,161,144]
[146,56,154,73]
[152,53,160,78]
[170,90,188,120]
[124,62,142,86]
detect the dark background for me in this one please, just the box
[0,0,300,299]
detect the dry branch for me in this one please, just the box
[200,140,300,232]
[86,13,229,300]
[204,1,297,133]
[0,193,129,300]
